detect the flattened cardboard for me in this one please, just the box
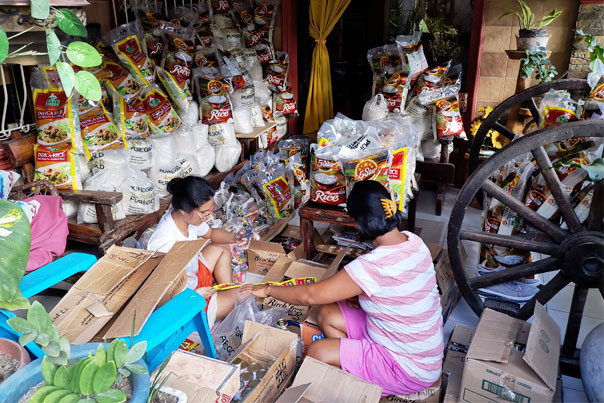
[162,350,240,403]
[442,325,475,403]
[428,244,460,323]
[285,356,382,403]
[460,303,560,403]
[523,302,561,390]
[378,377,441,403]
[235,321,298,403]
[103,239,208,338]
[50,246,163,344]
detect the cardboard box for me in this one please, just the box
[261,250,346,323]
[428,244,461,323]
[459,303,560,403]
[300,307,324,357]
[378,377,441,403]
[247,218,322,275]
[161,350,240,403]
[277,356,382,403]
[50,240,207,343]
[231,320,298,403]
[442,325,475,403]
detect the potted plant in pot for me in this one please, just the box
[0,199,151,402]
[520,46,558,83]
[500,0,562,51]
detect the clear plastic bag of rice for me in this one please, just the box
[126,135,153,170]
[149,156,192,197]
[88,148,130,175]
[78,154,90,182]
[208,122,238,146]
[122,163,159,215]
[196,142,216,176]
[362,94,389,121]
[233,106,254,134]
[191,123,210,152]
[251,103,265,128]
[77,168,127,224]
[150,134,177,166]
[215,144,241,172]
[172,124,194,155]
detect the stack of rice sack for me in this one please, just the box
[310,114,419,214]
[363,32,467,161]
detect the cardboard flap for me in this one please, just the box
[262,256,295,283]
[86,301,113,318]
[242,321,298,358]
[466,309,523,363]
[103,240,207,339]
[285,261,329,280]
[275,384,312,403]
[523,303,561,390]
[261,217,293,241]
[324,247,350,279]
[249,239,287,254]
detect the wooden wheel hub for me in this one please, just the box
[560,232,604,287]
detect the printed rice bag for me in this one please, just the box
[104,61,143,100]
[380,71,411,113]
[263,175,293,218]
[142,87,182,133]
[125,135,153,170]
[34,143,82,190]
[367,44,403,96]
[432,96,467,140]
[265,51,288,92]
[194,48,220,69]
[340,150,390,195]
[161,23,197,54]
[144,31,166,65]
[273,86,297,117]
[542,106,579,128]
[33,87,78,148]
[110,89,150,137]
[79,104,128,159]
[310,144,346,206]
[396,32,428,80]
[388,146,410,212]
[157,65,192,114]
[109,22,155,85]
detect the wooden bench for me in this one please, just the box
[3,132,247,252]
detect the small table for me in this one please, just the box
[236,122,277,161]
[298,174,420,260]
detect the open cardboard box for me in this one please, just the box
[261,248,349,323]
[230,320,298,403]
[161,350,240,403]
[442,324,475,403]
[460,303,560,403]
[248,217,323,275]
[378,378,441,403]
[276,356,382,403]
[427,244,461,323]
[50,240,207,343]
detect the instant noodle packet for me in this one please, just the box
[262,174,293,218]
[142,87,182,133]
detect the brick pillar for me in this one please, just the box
[568,3,604,78]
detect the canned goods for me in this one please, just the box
[276,318,288,330]
[232,357,242,365]
[242,389,251,399]
[256,369,267,380]
[248,379,261,389]
[241,371,253,382]
[267,359,276,368]
[249,362,262,373]
[240,360,249,370]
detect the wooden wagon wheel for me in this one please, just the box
[448,120,604,376]
[469,79,591,175]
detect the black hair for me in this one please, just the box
[346,180,403,241]
[167,176,215,213]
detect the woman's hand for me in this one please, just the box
[195,286,216,300]
[240,284,270,298]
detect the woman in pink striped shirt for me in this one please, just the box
[242,180,443,396]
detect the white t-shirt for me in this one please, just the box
[147,208,210,289]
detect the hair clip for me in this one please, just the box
[380,198,397,219]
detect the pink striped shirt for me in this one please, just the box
[344,231,443,383]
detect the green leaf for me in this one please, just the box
[117,368,130,379]
[94,389,127,403]
[94,344,107,366]
[125,341,146,364]
[36,333,50,346]
[19,331,38,346]
[66,41,101,67]
[0,26,8,64]
[56,9,87,37]
[41,357,57,385]
[581,158,604,182]
[43,389,72,402]
[56,61,76,97]
[93,362,117,394]
[0,295,30,311]
[46,29,61,66]
[58,394,81,403]
[30,0,50,20]
[43,340,61,357]
[27,301,53,334]
[79,361,100,396]
[29,386,62,403]
[54,366,70,389]
[113,340,128,368]
[69,358,91,393]
[7,317,37,334]
[107,340,118,364]
[124,363,147,374]
[77,399,96,403]
[75,70,101,101]
[54,351,69,367]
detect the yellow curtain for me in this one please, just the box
[302,0,351,137]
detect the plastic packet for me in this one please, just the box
[157,65,192,114]
[160,22,197,54]
[273,86,297,117]
[379,71,411,114]
[362,94,389,121]
[215,143,242,172]
[79,104,128,159]
[396,31,428,80]
[310,144,347,206]
[142,87,182,133]
[265,51,288,92]
[108,21,155,85]
[104,61,144,100]
[122,163,159,215]
[367,44,403,95]
[432,95,468,140]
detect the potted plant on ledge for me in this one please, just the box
[501,0,562,51]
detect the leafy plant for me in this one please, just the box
[28,339,148,403]
[0,0,102,101]
[520,46,558,83]
[146,356,172,403]
[560,158,604,182]
[576,29,604,72]
[500,0,562,31]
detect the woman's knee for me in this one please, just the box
[316,303,338,329]
[306,339,341,367]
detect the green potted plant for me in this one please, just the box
[500,0,562,51]
[520,46,558,83]
[0,199,150,402]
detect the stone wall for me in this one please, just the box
[568,4,604,78]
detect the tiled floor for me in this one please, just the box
[413,186,599,402]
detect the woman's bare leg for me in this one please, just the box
[307,339,341,368]
[201,243,233,284]
[214,288,240,321]
[316,303,348,338]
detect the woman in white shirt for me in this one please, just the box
[147,176,245,328]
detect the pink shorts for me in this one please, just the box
[337,301,435,396]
